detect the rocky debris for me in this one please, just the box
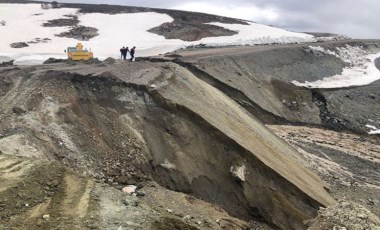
[27,37,51,44]
[0,20,6,26]
[43,58,66,64]
[10,42,28,48]
[307,201,380,230]
[84,58,101,64]
[312,90,347,130]
[148,22,237,41]
[151,217,200,230]
[43,16,79,27]
[12,106,27,115]
[56,26,99,41]
[66,58,101,65]
[304,47,327,57]
[103,57,116,64]
[123,197,139,207]
[0,60,14,67]
[165,53,183,58]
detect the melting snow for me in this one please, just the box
[366,125,380,135]
[292,45,380,88]
[0,3,315,65]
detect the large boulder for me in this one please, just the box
[10,42,29,48]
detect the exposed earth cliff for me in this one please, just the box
[1,39,380,230]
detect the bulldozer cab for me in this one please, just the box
[67,43,93,61]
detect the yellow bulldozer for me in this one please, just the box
[66,43,94,61]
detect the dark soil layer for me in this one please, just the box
[148,23,237,42]
[43,16,79,27]
[56,26,99,41]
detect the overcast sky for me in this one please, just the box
[40,0,379,39]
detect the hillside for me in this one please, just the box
[1,2,380,230]
[0,2,322,65]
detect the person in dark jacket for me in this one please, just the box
[120,46,127,60]
[130,46,136,62]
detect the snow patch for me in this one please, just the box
[366,125,380,135]
[200,22,315,46]
[13,54,67,65]
[293,45,380,88]
[0,3,317,65]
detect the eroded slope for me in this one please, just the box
[0,60,334,229]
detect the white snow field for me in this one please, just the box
[0,3,315,65]
[292,45,380,88]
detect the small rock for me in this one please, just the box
[42,214,50,221]
[12,106,27,115]
[122,185,137,195]
[127,179,137,185]
[230,164,246,182]
[150,84,156,89]
[130,200,139,207]
[183,215,192,220]
[367,198,375,206]
[166,209,173,213]
[136,191,145,197]
[369,94,376,99]
[10,42,29,48]
[357,213,368,219]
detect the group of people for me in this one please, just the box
[120,46,136,62]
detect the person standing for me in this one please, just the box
[125,47,130,60]
[130,46,136,62]
[120,46,126,60]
